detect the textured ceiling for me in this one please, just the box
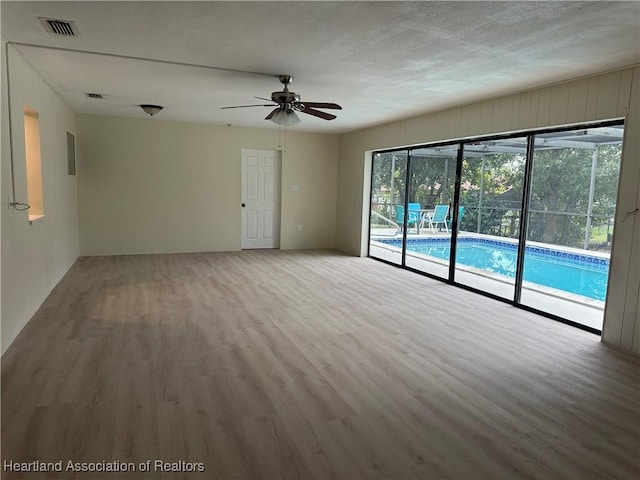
[2,1,639,133]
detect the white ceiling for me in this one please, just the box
[2,1,639,134]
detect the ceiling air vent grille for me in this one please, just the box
[85,93,103,99]
[40,17,78,36]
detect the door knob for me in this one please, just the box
[241,203,246,207]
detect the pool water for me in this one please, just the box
[380,238,609,301]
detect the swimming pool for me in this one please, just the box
[375,237,609,301]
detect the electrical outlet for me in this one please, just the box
[297,224,303,232]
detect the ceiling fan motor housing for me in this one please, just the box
[271,91,300,106]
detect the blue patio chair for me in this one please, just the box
[395,203,421,232]
[447,206,465,231]
[422,204,449,233]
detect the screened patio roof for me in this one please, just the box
[411,125,624,158]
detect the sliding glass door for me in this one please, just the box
[368,121,624,332]
[404,147,458,278]
[369,151,407,265]
[453,139,527,299]
[520,126,624,330]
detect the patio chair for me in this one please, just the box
[447,206,465,231]
[421,204,449,233]
[395,203,421,232]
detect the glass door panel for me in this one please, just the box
[404,147,458,278]
[454,139,527,299]
[369,152,408,265]
[520,126,624,330]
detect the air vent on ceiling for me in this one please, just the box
[85,93,103,99]
[40,17,78,36]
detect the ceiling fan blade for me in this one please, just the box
[220,104,275,109]
[298,102,342,110]
[253,96,273,102]
[265,108,281,120]
[300,107,337,121]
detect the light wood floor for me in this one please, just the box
[2,250,639,480]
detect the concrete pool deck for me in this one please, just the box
[369,233,606,331]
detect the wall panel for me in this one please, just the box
[617,69,634,115]
[602,67,639,352]
[536,88,552,127]
[516,91,532,130]
[549,84,570,125]
[566,79,589,123]
[595,73,622,120]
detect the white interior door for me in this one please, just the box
[241,149,281,249]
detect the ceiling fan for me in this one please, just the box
[221,75,342,126]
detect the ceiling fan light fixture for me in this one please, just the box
[140,104,163,116]
[271,109,300,127]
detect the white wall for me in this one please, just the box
[336,67,640,354]
[602,69,640,353]
[1,40,79,354]
[76,114,338,255]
